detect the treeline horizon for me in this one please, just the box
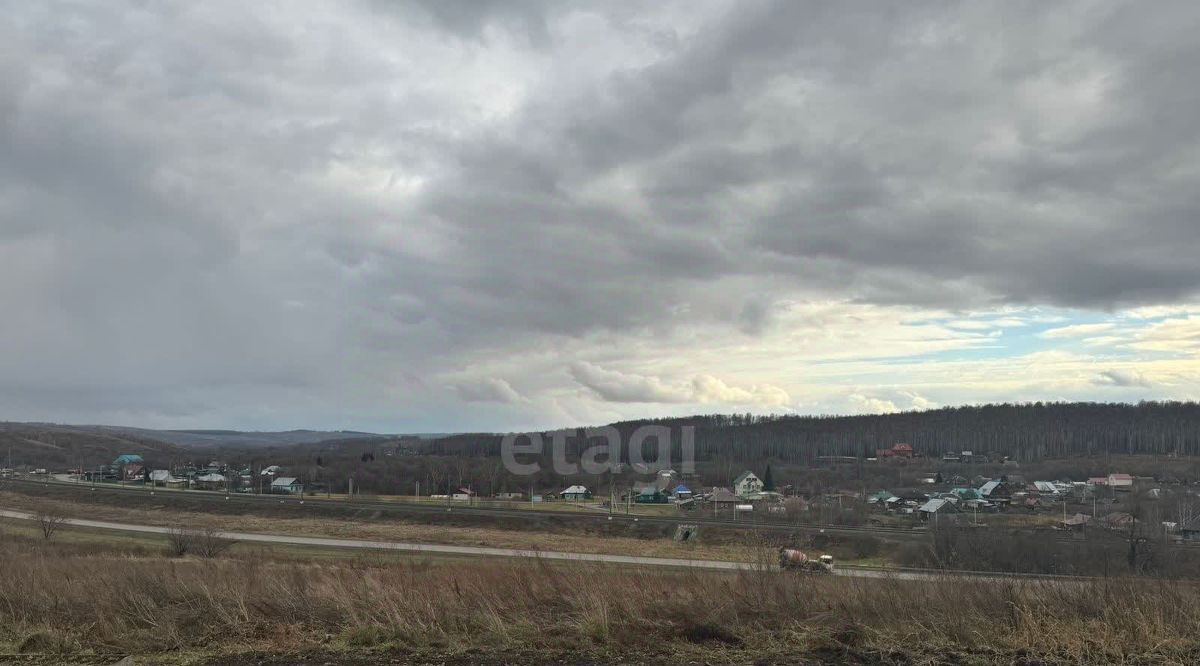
[424,401,1200,464]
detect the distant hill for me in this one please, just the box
[73,426,391,449]
[422,401,1200,464]
[0,422,186,470]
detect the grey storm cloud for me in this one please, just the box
[1,0,1198,428]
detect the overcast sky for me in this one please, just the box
[3,1,1200,432]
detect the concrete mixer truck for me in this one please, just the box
[778,548,834,574]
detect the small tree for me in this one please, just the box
[762,464,775,491]
[36,508,67,540]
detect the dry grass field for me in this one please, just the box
[2,522,1200,665]
[0,490,775,563]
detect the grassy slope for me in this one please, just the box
[2,525,1200,665]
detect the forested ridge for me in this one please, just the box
[425,402,1200,464]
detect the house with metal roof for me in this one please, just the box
[271,477,303,494]
[1107,473,1134,488]
[918,497,957,516]
[561,485,592,500]
[1033,481,1059,495]
[979,480,1011,499]
[637,486,668,504]
[733,471,763,498]
[705,487,741,510]
[869,490,898,504]
[193,473,226,490]
[671,485,692,501]
[114,454,144,466]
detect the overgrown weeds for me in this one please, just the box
[2,533,1200,662]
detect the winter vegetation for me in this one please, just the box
[2,527,1200,664]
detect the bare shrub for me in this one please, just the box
[165,526,192,557]
[34,508,67,540]
[165,527,234,558]
[191,527,235,558]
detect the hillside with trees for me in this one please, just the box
[424,401,1200,464]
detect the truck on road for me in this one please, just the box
[778,548,834,574]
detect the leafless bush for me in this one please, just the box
[165,526,192,556]
[34,508,67,540]
[165,526,234,558]
[192,527,235,558]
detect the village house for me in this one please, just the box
[193,472,226,490]
[149,469,186,488]
[495,492,524,500]
[270,477,303,494]
[561,485,592,500]
[875,443,915,459]
[979,480,1012,500]
[1179,517,1200,542]
[671,485,693,501]
[918,497,957,520]
[706,487,741,512]
[637,487,668,504]
[869,490,898,505]
[1107,473,1134,489]
[1032,481,1060,496]
[733,471,764,498]
[951,487,981,502]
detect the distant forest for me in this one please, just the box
[424,402,1200,464]
[10,402,1200,496]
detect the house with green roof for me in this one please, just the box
[869,490,897,504]
[637,486,668,504]
[951,487,981,501]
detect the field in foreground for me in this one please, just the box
[2,526,1200,665]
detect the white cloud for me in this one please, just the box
[848,394,900,414]
[1040,323,1117,339]
[1093,370,1151,388]
[570,362,790,408]
[452,378,525,403]
[569,362,690,403]
[690,374,791,407]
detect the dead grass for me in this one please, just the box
[0,491,762,562]
[1,531,1199,663]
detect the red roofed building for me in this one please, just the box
[874,443,915,459]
